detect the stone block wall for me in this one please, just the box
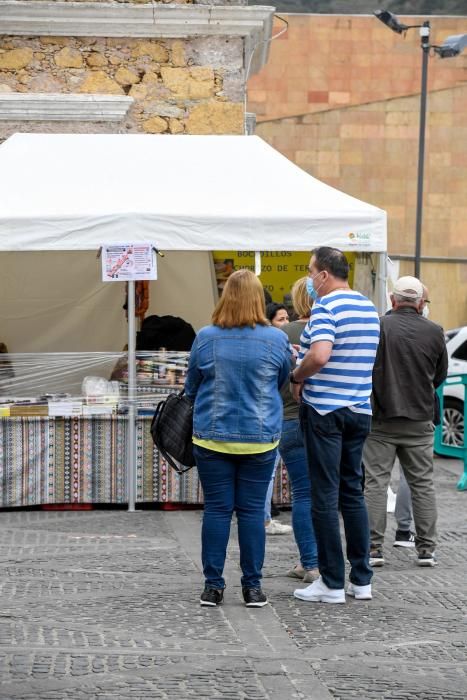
[249,14,467,121]
[0,34,244,139]
[249,13,467,329]
[257,85,467,328]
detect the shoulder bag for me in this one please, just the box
[150,390,195,474]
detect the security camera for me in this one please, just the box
[434,34,467,58]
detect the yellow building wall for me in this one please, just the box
[249,13,467,330]
[256,86,467,330]
[249,14,467,121]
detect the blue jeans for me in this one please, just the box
[279,419,318,570]
[300,404,373,589]
[264,453,280,522]
[194,445,277,590]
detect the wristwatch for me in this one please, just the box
[289,371,301,384]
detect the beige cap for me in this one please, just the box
[393,276,423,300]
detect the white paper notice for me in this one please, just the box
[48,401,83,417]
[102,243,157,282]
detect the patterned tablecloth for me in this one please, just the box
[0,416,291,508]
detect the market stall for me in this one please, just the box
[0,133,387,509]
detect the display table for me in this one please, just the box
[0,415,290,508]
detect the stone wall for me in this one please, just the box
[0,34,244,139]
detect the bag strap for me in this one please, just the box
[159,446,194,475]
[150,398,165,435]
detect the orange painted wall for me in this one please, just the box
[249,14,467,121]
[249,14,467,328]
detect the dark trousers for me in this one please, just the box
[300,404,373,589]
[193,445,277,590]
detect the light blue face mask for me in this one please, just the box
[306,273,322,301]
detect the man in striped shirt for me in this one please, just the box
[290,247,380,604]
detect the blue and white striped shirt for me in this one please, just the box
[298,290,380,415]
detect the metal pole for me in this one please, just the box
[376,252,388,315]
[414,21,430,280]
[127,280,137,513]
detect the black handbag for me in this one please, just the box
[150,390,195,474]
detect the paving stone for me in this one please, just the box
[0,457,465,699]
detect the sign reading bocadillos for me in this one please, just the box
[213,250,355,302]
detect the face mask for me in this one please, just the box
[422,305,430,318]
[306,273,322,301]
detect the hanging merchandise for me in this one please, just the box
[123,281,150,321]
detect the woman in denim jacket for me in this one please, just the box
[185,270,291,608]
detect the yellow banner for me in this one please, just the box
[213,251,355,303]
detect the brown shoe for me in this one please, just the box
[302,568,320,583]
[286,564,305,579]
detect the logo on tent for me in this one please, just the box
[347,232,371,246]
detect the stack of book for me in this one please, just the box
[9,402,49,417]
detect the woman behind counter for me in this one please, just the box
[185,270,291,608]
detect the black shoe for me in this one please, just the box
[369,549,385,567]
[416,551,437,567]
[242,587,268,607]
[271,501,281,518]
[200,587,224,606]
[393,529,416,548]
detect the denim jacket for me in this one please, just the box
[184,324,291,443]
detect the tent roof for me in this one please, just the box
[0,133,386,252]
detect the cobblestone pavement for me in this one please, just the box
[0,457,466,699]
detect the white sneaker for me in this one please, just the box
[416,551,437,567]
[347,582,372,600]
[293,576,345,604]
[265,519,292,535]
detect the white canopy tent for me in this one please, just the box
[0,133,386,252]
[0,133,387,510]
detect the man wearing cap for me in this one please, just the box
[363,276,448,567]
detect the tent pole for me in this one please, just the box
[376,252,388,316]
[127,280,137,513]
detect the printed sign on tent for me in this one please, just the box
[102,243,157,282]
[213,251,355,301]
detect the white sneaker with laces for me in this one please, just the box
[347,582,372,600]
[265,519,292,535]
[293,576,345,603]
